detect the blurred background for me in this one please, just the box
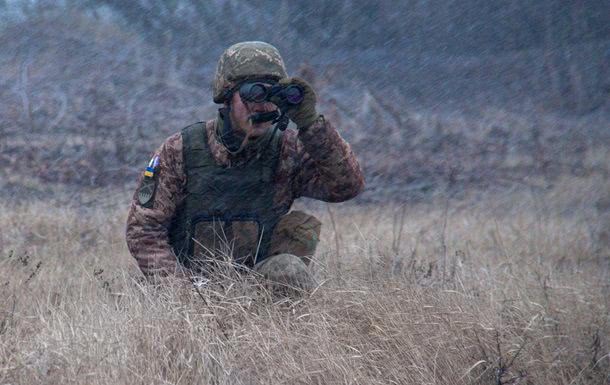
[0,0,608,203]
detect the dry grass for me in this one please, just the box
[1,176,609,385]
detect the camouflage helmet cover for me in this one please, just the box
[213,41,288,104]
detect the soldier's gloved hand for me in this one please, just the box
[272,77,319,130]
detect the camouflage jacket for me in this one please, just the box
[126,115,365,276]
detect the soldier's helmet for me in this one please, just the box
[212,41,288,104]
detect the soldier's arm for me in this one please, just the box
[293,116,365,202]
[125,133,186,277]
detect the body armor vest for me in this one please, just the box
[168,121,288,269]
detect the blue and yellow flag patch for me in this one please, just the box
[144,155,160,178]
[138,155,160,208]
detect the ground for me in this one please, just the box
[1,175,608,385]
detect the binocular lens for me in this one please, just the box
[238,81,304,106]
[284,85,304,105]
[239,83,268,103]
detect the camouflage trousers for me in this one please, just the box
[254,210,321,293]
[253,253,317,294]
[267,210,321,264]
[186,210,321,293]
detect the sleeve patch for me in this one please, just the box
[138,155,160,207]
[144,156,160,177]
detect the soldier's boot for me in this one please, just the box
[254,253,317,296]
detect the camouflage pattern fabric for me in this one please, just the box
[253,253,317,295]
[170,121,283,267]
[126,115,365,277]
[268,210,321,265]
[182,210,320,269]
[213,41,288,103]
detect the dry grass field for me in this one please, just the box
[1,176,609,385]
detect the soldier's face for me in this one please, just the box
[229,90,277,138]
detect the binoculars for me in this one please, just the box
[238,81,304,106]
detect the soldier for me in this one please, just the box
[126,41,364,293]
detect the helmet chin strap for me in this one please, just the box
[219,104,251,155]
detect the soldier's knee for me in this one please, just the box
[268,210,321,265]
[254,253,317,294]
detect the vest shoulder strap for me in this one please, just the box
[181,120,284,175]
[181,121,215,170]
[260,127,283,182]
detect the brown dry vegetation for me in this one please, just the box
[1,176,608,385]
[1,3,609,384]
